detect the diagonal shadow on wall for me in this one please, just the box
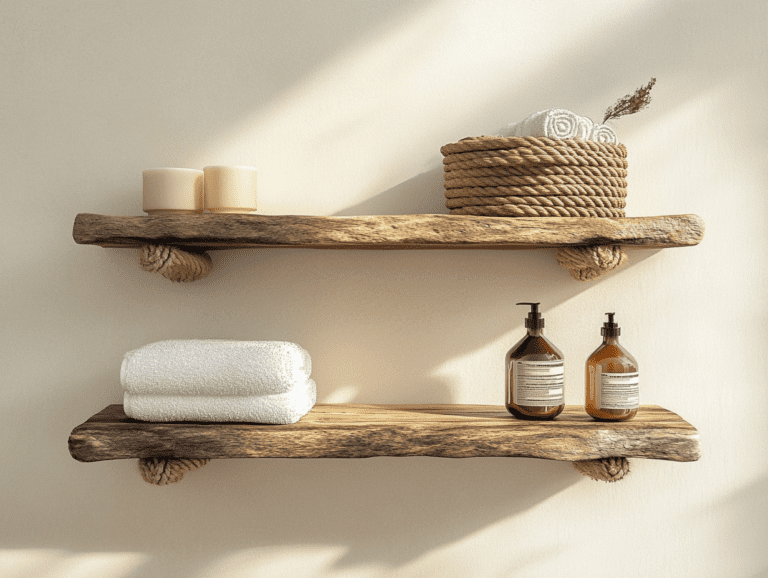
[0,0,740,575]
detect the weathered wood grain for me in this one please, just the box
[68,404,701,463]
[72,213,705,250]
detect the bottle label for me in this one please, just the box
[598,370,639,409]
[512,360,564,406]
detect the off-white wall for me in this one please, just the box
[2,0,766,576]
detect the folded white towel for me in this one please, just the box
[121,340,312,396]
[501,108,593,140]
[589,123,619,144]
[124,378,317,424]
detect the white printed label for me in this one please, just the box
[512,360,564,406]
[598,371,639,410]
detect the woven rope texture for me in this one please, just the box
[572,457,631,482]
[140,244,212,282]
[555,245,628,281]
[441,135,630,279]
[445,194,627,209]
[138,457,210,485]
[441,136,629,216]
[449,205,625,217]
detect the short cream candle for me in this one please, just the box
[203,166,258,213]
[142,168,204,215]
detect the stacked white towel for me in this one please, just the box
[500,108,618,144]
[121,340,316,424]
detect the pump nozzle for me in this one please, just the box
[601,312,621,337]
[516,302,545,330]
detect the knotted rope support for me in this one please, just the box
[140,244,212,282]
[555,245,628,281]
[573,457,630,482]
[138,457,211,485]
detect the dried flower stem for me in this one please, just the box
[603,78,656,124]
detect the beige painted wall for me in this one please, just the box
[2,1,766,576]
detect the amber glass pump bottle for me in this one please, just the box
[585,312,639,421]
[505,302,565,420]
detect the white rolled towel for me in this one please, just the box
[121,340,312,396]
[589,123,619,144]
[124,378,317,424]
[501,108,593,140]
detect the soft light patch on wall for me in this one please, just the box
[0,549,147,578]
[627,83,741,214]
[197,0,661,216]
[198,546,371,578]
[321,385,360,404]
[429,335,510,404]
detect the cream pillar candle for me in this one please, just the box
[203,166,258,213]
[142,168,204,215]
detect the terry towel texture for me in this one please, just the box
[502,108,592,140]
[589,123,619,144]
[121,340,312,396]
[500,108,618,144]
[124,379,317,424]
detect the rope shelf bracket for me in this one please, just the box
[139,244,212,282]
[555,244,628,280]
[138,457,210,485]
[134,456,630,485]
[135,241,627,283]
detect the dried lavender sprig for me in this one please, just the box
[603,78,656,124]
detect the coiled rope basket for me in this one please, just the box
[440,135,630,280]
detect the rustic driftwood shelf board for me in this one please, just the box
[73,213,705,251]
[69,403,700,463]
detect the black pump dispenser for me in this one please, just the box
[517,302,545,330]
[601,312,621,337]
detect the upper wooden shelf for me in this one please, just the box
[73,213,704,251]
[69,403,700,463]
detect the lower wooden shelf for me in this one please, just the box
[69,403,700,464]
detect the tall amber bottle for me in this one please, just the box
[505,302,565,420]
[585,313,639,421]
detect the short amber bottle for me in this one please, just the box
[505,302,565,420]
[585,313,639,421]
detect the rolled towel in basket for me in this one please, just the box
[501,108,593,140]
[121,340,312,396]
[589,123,619,144]
[124,378,317,424]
